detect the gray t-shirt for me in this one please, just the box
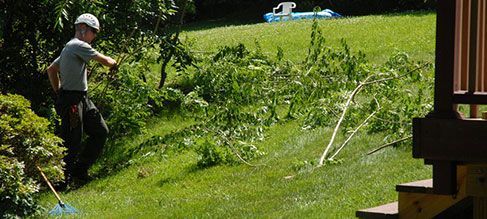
[53,38,99,91]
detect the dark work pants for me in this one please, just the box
[55,90,109,178]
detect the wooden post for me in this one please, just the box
[469,0,479,94]
[469,0,479,118]
[430,0,460,119]
[467,164,487,219]
[474,197,487,219]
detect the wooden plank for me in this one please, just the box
[453,92,487,104]
[469,0,479,93]
[356,202,398,219]
[461,0,470,91]
[398,166,467,219]
[474,197,487,219]
[454,0,463,92]
[413,117,487,162]
[434,196,473,218]
[477,0,485,92]
[467,164,487,197]
[483,0,487,91]
[396,179,434,194]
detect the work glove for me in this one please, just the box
[109,64,118,73]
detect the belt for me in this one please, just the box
[60,88,87,95]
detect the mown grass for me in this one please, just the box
[39,121,430,218]
[39,12,435,218]
[183,11,435,64]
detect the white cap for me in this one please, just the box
[75,13,100,31]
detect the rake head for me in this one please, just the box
[48,202,78,216]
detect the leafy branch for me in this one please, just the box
[318,63,429,166]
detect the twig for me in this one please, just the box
[366,135,412,155]
[227,143,266,167]
[329,108,380,160]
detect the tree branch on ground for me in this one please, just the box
[329,104,380,160]
[366,135,412,155]
[318,63,429,167]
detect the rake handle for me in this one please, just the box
[36,165,64,206]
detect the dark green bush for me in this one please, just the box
[0,94,64,218]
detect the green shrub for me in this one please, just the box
[0,94,64,218]
[195,138,232,168]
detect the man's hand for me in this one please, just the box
[47,62,60,94]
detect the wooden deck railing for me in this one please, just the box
[453,0,487,104]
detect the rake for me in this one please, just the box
[36,165,78,216]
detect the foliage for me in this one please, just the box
[193,0,436,19]
[0,94,64,218]
[0,0,188,116]
[195,138,232,168]
[97,17,433,171]
[299,19,433,161]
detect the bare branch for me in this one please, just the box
[329,108,380,160]
[317,63,429,167]
[318,74,373,166]
[366,135,412,155]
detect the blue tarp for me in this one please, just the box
[264,9,342,23]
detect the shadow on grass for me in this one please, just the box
[157,164,201,187]
[181,18,263,32]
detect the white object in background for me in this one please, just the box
[273,2,296,21]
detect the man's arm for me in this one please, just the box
[47,62,60,94]
[93,53,117,68]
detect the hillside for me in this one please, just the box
[39,12,436,218]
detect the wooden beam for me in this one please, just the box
[413,117,487,162]
[453,92,487,104]
[433,161,457,194]
[430,0,459,118]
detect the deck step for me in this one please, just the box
[396,179,434,194]
[356,202,398,219]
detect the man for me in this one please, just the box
[47,13,117,184]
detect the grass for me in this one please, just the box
[39,12,435,218]
[182,11,436,64]
[40,121,430,218]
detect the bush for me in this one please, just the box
[0,94,64,218]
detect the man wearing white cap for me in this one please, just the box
[47,13,117,185]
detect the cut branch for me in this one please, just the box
[318,63,428,167]
[329,108,380,160]
[366,135,412,155]
[318,74,373,166]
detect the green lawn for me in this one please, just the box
[39,12,435,218]
[183,11,436,64]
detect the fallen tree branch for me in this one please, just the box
[366,135,412,155]
[318,74,373,166]
[318,63,429,167]
[329,108,380,160]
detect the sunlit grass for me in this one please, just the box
[39,12,435,218]
[182,11,435,64]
